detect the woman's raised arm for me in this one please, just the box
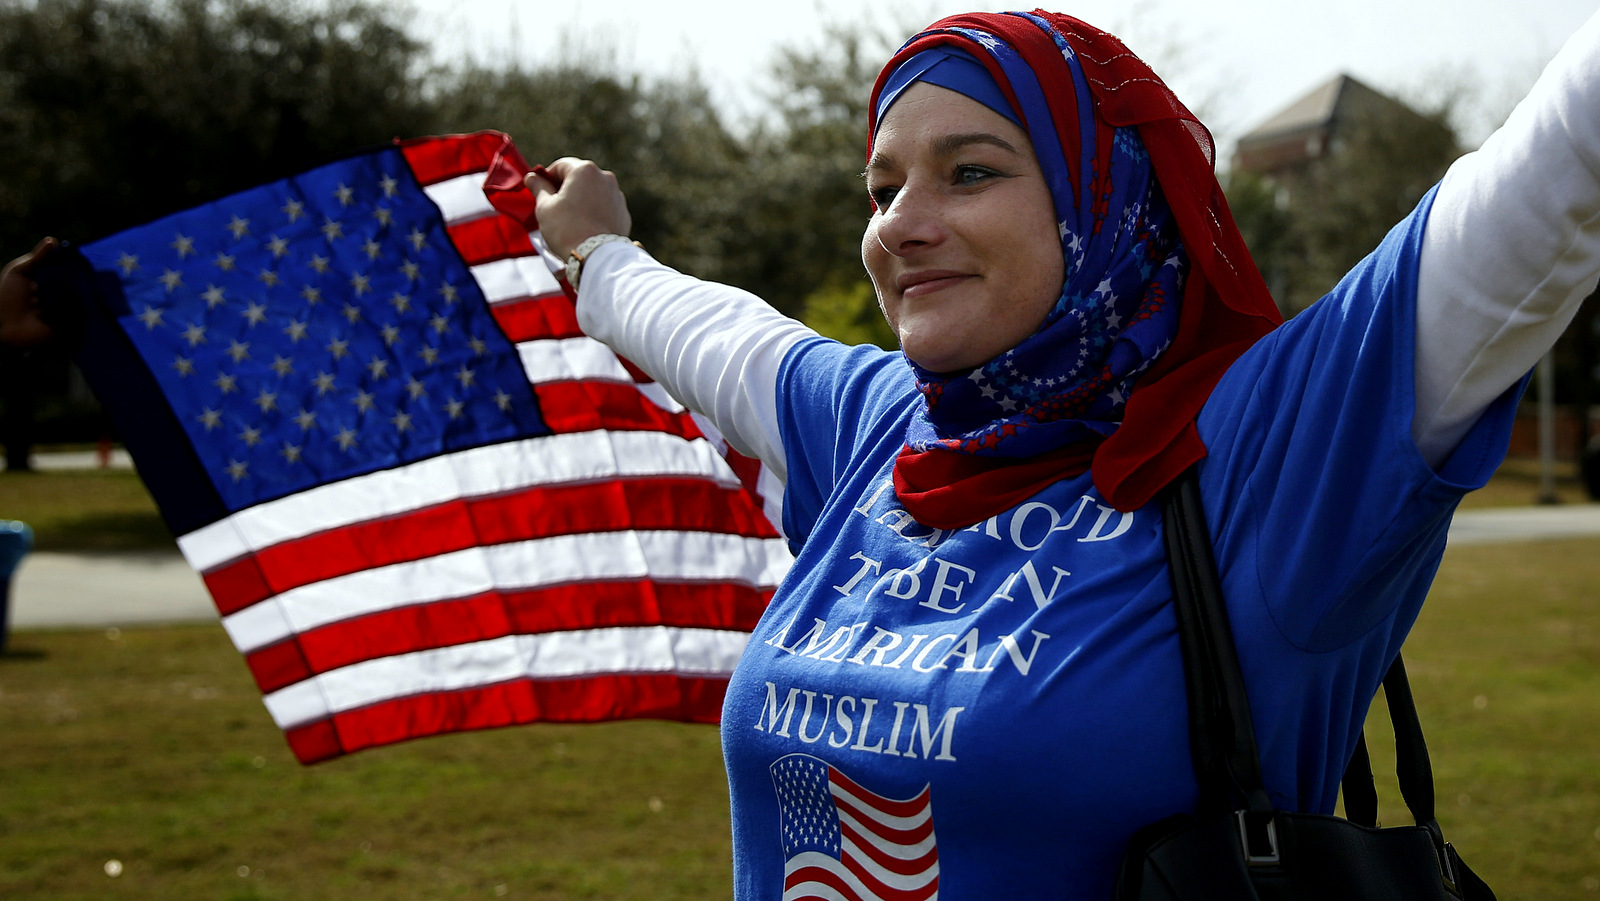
[1413,10,1600,466]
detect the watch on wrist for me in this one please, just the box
[565,234,640,291]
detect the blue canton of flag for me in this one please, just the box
[774,753,845,859]
[78,148,547,511]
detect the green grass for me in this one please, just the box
[0,469,172,551]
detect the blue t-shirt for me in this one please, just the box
[720,194,1522,899]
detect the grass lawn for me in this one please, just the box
[0,465,1597,898]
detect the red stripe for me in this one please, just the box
[840,853,939,901]
[447,215,535,265]
[399,133,505,186]
[835,794,936,853]
[245,580,772,693]
[784,866,867,901]
[828,769,934,820]
[205,477,777,614]
[534,381,704,438]
[489,295,582,342]
[284,674,729,763]
[836,816,938,877]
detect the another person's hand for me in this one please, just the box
[526,158,632,261]
[0,237,58,348]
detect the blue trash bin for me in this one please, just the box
[0,521,34,654]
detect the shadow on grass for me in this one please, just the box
[31,511,175,551]
[0,645,48,661]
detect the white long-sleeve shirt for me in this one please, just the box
[576,7,1600,484]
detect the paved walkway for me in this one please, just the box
[5,504,1600,632]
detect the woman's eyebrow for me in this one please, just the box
[866,131,1022,176]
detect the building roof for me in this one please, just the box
[1237,74,1395,147]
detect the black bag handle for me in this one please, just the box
[1160,467,1442,833]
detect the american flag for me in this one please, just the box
[771,754,940,901]
[52,132,792,763]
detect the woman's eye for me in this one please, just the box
[954,165,997,187]
[869,185,900,208]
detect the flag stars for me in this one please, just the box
[334,426,358,451]
[182,323,208,347]
[242,301,268,326]
[334,183,355,206]
[253,389,278,413]
[349,273,370,296]
[454,365,476,388]
[379,324,400,346]
[226,459,249,481]
[366,356,390,380]
[266,235,289,258]
[225,340,251,364]
[321,218,344,240]
[202,284,227,308]
[312,371,337,395]
[494,390,512,411]
[418,345,440,365]
[172,356,195,377]
[197,408,222,431]
[378,174,398,197]
[171,234,195,258]
[214,372,238,394]
[405,377,426,400]
[280,442,303,463]
[467,337,487,356]
[293,408,317,430]
[373,207,393,227]
[429,314,450,335]
[389,292,411,314]
[213,252,235,272]
[270,355,295,376]
[282,198,305,222]
[443,397,465,420]
[136,305,164,329]
[239,425,262,447]
[438,283,458,304]
[352,390,376,413]
[226,216,250,239]
[341,304,362,324]
[390,410,413,433]
[116,252,139,275]
[326,337,350,359]
[407,228,427,251]
[362,239,383,260]
[399,259,420,281]
[300,286,322,305]
[283,320,308,343]
[308,254,330,274]
[159,269,183,291]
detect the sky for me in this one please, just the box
[408,0,1598,155]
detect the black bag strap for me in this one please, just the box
[1160,466,1442,834]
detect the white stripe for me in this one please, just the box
[423,172,496,224]
[517,336,633,384]
[838,833,939,892]
[472,256,563,304]
[260,626,749,728]
[837,806,938,860]
[223,531,792,652]
[177,431,745,570]
[637,381,686,413]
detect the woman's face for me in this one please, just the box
[863,82,1064,373]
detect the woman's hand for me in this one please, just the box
[0,237,58,348]
[525,158,632,261]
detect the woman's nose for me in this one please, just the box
[874,186,945,254]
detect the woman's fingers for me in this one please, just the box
[527,158,632,260]
[0,237,58,347]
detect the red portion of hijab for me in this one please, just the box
[876,11,1281,527]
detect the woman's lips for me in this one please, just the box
[898,271,973,298]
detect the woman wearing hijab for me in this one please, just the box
[531,8,1600,897]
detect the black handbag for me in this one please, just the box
[1114,468,1496,900]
